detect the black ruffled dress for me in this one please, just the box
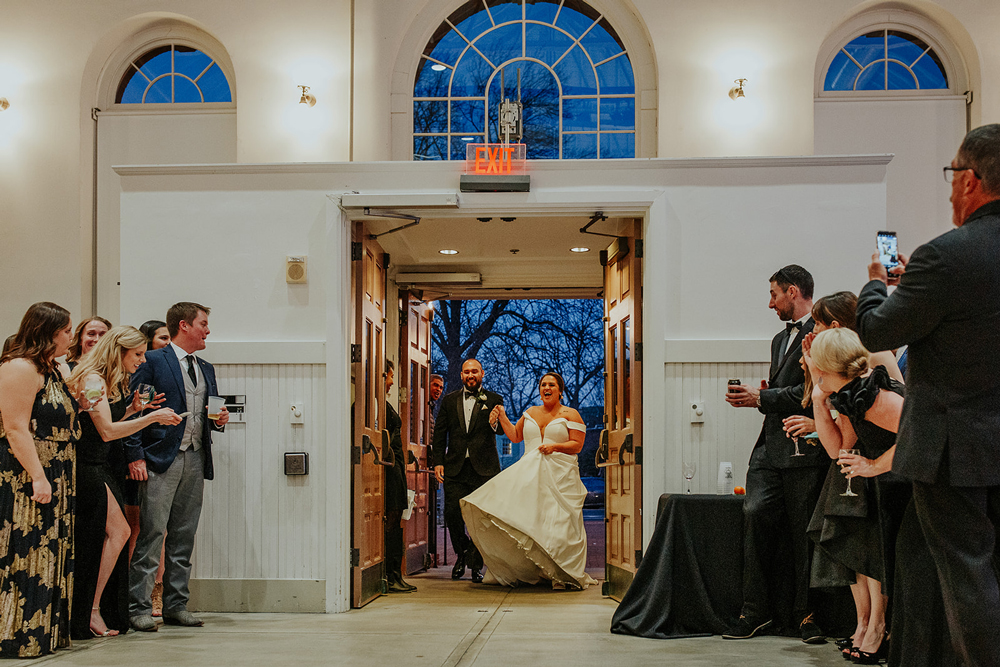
[807,366,910,593]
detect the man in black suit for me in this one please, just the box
[723,265,827,643]
[856,124,1000,666]
[125,302,228,631]
[431,359,504,583]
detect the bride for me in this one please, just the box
[460,372,597,589]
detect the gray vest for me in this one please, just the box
[180,355,207,451]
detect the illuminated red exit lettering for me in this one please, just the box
[465,143,526,175]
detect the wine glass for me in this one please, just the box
[138,384,155,409]
[790,435,805,457]
[839,448,860,497]
[83,376,103,412]
[682,462,697,494]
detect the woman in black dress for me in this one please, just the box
[0,303,81,658]
[806,327,906,664]
[382,361,414,593]
[66,326,181,638]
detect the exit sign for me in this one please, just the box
[465,143,526,175]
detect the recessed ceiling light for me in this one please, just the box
[439,249,459,255]
[570,247,590,253]
[431,64,447,72]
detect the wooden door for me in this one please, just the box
[401,294,434,574]
[601,221,643,601]
[351,224,388,608]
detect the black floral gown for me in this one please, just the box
[0,370,79,658]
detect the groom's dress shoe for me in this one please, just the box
[451,555,467,580]
[471,566,484,584]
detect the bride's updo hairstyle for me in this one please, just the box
[810,328,870,381]
[539,372,566,398]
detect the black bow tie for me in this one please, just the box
[464,389,480,399]
[786,321,802,333]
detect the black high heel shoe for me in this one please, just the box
[835,637,853,650]
[852,633,888,665]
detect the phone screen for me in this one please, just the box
[877,231,898,270]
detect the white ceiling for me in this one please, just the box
[362,213,634,299]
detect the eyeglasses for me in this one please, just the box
[943,166,980,183]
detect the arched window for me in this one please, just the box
[823,29,948,92]
[116,44,232,104]
[413,0,636,160]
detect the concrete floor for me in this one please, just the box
[16,568,849,667]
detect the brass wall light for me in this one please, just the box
[728,79,747,101]
[298,85,317,107]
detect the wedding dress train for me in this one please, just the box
[460,413,597,589]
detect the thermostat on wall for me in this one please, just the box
[284,452,309,475]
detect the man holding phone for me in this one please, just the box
[856,124,1000,666]
[724,265,827,643]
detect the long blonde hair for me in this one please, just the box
[68,325,147,402]
[810,328,870,381]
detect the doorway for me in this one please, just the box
[348,210,644,607]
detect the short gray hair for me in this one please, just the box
[958,124,1000,197]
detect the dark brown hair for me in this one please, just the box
[0,302,72,373]
[139,319,168,350]
[539,371,566,395]
[66,316,112,362]
[166,302,211,338]
[812,291,858,332]
[769,264,814,300]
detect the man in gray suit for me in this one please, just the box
[856,124,1000,666]
[126,303,229,631]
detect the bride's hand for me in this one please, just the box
[537,444,554,455]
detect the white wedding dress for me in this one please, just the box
[460,413,598,589]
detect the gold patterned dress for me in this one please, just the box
[0,370,79,658]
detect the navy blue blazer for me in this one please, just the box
[124,346,222,480]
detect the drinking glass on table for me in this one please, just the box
[682,462,697,494]
[839,448,861,497]
[83,376,103,412]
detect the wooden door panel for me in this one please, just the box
[352,225,387,608]
[603,222,642,602]
[402,295,434,574]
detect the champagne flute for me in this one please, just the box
[138,384,155,409]
[83,376,103,412]
[839,448,860,497]
[683,462,697,494]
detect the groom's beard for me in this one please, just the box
[463,380,482,393]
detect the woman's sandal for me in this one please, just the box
[90,607,120,637]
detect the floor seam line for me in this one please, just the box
[439,588,514,667]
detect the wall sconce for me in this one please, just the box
[728,79,747,101]
[0,98,9,111]
[297,85,317,107]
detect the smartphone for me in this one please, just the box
[728,378,741,393]
[877,231,898,271]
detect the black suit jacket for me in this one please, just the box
[124,346,222,480]
[752,318,825,469]
[857,200,1000,486]
[430,388,504,479]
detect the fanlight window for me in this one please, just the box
[824,29,948,92]
[413,0,636,160]
[117,44,232,104]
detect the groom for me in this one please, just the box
[431,359,504,583]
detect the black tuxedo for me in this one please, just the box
[430,387,504,566]
[857,199,1000,665]
[740,317,827,628]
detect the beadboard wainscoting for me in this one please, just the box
[189,363,327,612]
[663,359,774,494]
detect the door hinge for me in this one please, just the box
[634,239,644,258]
[351,548,360,567]
[351,344,362,363]
[635,444,643,466]
[635,549,643,567]
[399,308,406,324]
[352,443,361,465]
[351,241,363,261]
[635,342,643,362]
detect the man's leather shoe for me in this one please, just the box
[471,566,484,584]
[451,555,467,580]
[162,610,204,627]
[130,615,158,632]
[386,580,413,594]
[722,615,772,640]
